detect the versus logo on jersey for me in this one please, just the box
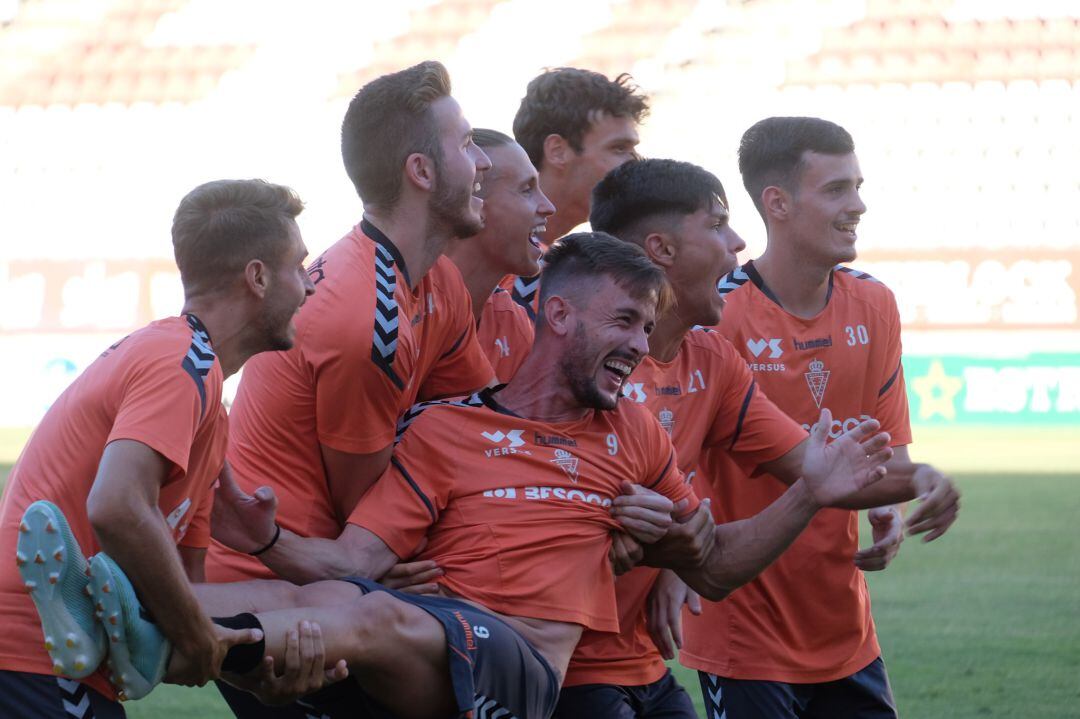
[804,358,831,408]
[793,335,833,351]
[481,429,529,457]
[165,497,192,540]
[550,448,580,482]
[658,408,675,435]
[747,338,783,358]
[622,382,647,403]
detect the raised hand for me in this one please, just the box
[904,464,960,541]
[854,505,904,571]
[211,461,279,554]
[801,408,893,508]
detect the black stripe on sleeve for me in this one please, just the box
[646,450,676,490]
[879,362,902,397]
[728,381,756,451]
[391,456,436,523]
[439,327,469,360]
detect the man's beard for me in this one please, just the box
[557,322,618,411]
[431,162,482,238]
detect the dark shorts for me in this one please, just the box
[218,577,560,719]
[698,657,898,719]
[554,669,697,719]
[0,671,126,719]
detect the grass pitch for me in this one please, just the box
[2,466,1077,717]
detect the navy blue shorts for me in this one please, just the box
[698,657,898,719]
[554,669,697,719]
[219,577,560,719]
[0,670,125,719]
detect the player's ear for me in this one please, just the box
[404,151,436,193]
[542,294,572,337]
[643,231,676,269]
[762,185,788,222]
[244,258,269,299]
[542,133,571,170]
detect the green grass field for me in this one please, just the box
[3,447,1079,717]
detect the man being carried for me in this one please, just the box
[27,233,895,719]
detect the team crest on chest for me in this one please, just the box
[550,448,580,483]
[658,408,675,435]
[804,358,831,408]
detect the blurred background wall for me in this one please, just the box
[1,0,1078,468]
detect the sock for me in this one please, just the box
[212,612,266,674]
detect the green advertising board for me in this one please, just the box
[904,354,1080,425]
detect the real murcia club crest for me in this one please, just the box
[551,448,580,482]
[804,358,830,408]
[658,408,675,435]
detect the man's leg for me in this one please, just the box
[698,671,807,719]
[0,671,126,719]
[802,657,897,719]
[554,683,639,718]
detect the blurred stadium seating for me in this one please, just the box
[1,0,1078,429]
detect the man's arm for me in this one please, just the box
[179,545,207,583]
[87,440,258,686]
[657,409,892,600]
[320,443,394,526]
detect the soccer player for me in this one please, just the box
[206,61,494,584]
[506,67,649,316]
[443,128,554,382]
[25,232,894,719]
[682,117,960,719]
[0,179,314,717]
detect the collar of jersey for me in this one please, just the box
[183,313,212,344]
[743,259,835,311]
[361,217,412,288]
[478,385,522,417]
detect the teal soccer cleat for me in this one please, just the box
[87,552,171,701]
[16,500,106,679]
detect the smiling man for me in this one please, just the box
[204,61,497,717]
[505,67,649,317]
[682,116,959,719]
[443,128,555,382]
[0,179,313,718]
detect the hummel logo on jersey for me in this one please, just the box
[551,448,580,482]
[482,429,527,458]
[747,338,783,358]
[622,382,647,403]
[804,358,831,408]
[793,335,833,351]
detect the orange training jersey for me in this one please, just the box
[477,288,534,384]
[349,389,698,632]
[208,220,493,583]
[681,261,913,683]
[564,330,808,687]
[0,315,226,697]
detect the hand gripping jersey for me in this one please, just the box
[349,389,699,632]
[681,261,913,684]
[0,315,227,698]
[563,330,807,688]
[477,288,534,384]
[207,220,493,583]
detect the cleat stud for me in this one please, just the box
[111,633,119,642]
[44,639,54,651]
[95,603,104,611]
[74,660,86,672]
[24,580,36,592]
[101,583,111,594]
[52,661,64,675]
[54,550,63,561]
[19,521,29,533]
[108,614,118,626]
[15,552,26,566]
[48,573,59,584]
[45,521,56,533]
[33,552,45,564]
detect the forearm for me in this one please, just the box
[92,500,214,654]
[257,526,398,584]
[676,480,818,601]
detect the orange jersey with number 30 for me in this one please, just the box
[681,261,912,683]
